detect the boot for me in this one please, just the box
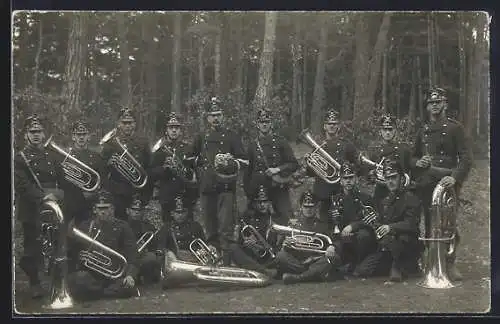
[447,259,463,281]
[389,261,402,282]
[282,273,304,285]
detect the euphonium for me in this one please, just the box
[189,238,220,265]
[417,182,460,289]
[99,128,148,189]
[151,137,196,183]
[240,223,276,263]
[269,223,333,254]
[39,200,74,309]
[44,136,101,192]
[70,226,128,280]
[358,153,411,187]
[297,129,341,184]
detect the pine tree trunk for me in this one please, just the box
[382,50,387,110]
[32,15,43,92]
[416,55,424,122]
[198,37,205,90]
[458,14,467,124]
[117,13,131,109]
[214,31,221,95]
[311,16,329,134]
[145,15,158,140]
[253,11,278,110]
[171,12,182,113]
[408,57,417,121]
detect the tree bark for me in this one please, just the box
[310,16,329,134]
[117,13,131,109]
[408,57,417,121]
[291,24,302,131]
[171,12,182,113]
[198,37,205,90]
[416,55,424,122]
[32,15,43,92]
[382,50,387,110]
[145,15,158,140]
[214,31,221,95]
[253,11,278,110]
[458,13,467,124]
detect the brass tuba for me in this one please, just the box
[240,223,276,263]
[417,182,460,289]
[39,200,74,309]
[358,153,411,187]
[297,129,342,184]
[269,223,333,254]
[44,136,101,192]
[99,128,148,189]
[151,137,196,183]
[70,225,128,280]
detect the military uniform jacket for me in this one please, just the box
[129,219,159,252]
[190,128,248,194]
[71,217,139,279]
[376,189,421,236]
[368,141,412,175]
[412,118,473,186]
[14,146,66,223]
[244,133,299,196]
[157,220,205,254]
[101,135,152,199]
[149,139,198,204]
[331,189,374,232]
[308,137,359,200]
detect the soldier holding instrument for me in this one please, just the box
[100,108,152,220]
[229,185,279,279]
[149,112,198,223]
[67,190,139,301]
[186,97,249,266]
[275,191,342,285]
[244,109,299,226]
[14,114,66,298]
[411,87,473,281]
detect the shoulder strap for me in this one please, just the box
[19,151,43,190]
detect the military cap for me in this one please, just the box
[324,110,340,124]
[257,109,272,122]
[379,114,396,129]
[165,112,183,127]
[206,96,223,115]
[173,195,187,212]
[118,108,136,122]
[94,190,114,207]
[383,159,403,178]
[72,120,90,134]
[300,190,316,207]
[340,162,357,178]
[24,114,44,132]
[254,185,270,202]
[426,87,447,103]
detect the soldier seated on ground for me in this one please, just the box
[67,190,139,301]
[275,191,343,285]
[229,185,279,279]
[126,195,162,285]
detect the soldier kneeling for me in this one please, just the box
[275,191,342,285]
[67,190,139,301]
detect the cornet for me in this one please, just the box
[44,136,101,192]
[297,129,342,184]
[99,128,148,188]
[240,223,276,262]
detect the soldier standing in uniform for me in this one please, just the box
[411,87,473,281]
[14,114,66,298]
[275,191,342,285]
[244,109,299,226]
[150,113,198,223]
[230,185,279,279]
[100,108,152,220]
[67,190,139,301]
[186,97,248,265]
[64,120,106,225]
[359,160,422,282]
[305,110,359,225]
[364,114,412,202]
[126,195,162,285]
[329,162,379,277]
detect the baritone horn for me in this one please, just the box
[270,223,333,254]
[44,136,101,192]
[358,153,410,187]
[40,200,74,309]
[99,128,148,188]
[417,182,460,289]
[298,129,341,184]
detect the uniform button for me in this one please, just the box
[36,172,39,176]
[272,138,275,142]
[439,159,443,163]
[440,151,444,154]
[220,141,223,145]
[222,134,225,137]
[259,171,263,173]
[443,124,447,127]
[337,143,341,146]
[442,132,446,136]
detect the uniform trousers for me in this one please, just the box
[268,187,293,226]
[138,252,162,284]
[340,228,378,269]
[228,243,275,273]
[19,222,43,284]
[67,270,138,301]
[275,250,341,281]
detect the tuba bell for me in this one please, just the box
[99,128,148,189]
[69,225,128,280]
[269,223,333,254]
[297,129,341,184]
[44,136,101,192]
[417,182,460,289]
[39,200,74,309]
[358,153,411,187]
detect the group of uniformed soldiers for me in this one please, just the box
[14,86,473,303]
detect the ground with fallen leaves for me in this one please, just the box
[13,144,490,314]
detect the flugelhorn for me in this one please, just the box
[417,182,460,289]
[358,153,411,187]
[44,136,101,192]
[70,225,128,279]
[99,128,148,188]
[240,222,276,263]
[269,223,333,254]
[40,200,74,310]
[297,129,341,184]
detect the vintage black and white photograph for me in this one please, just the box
[11,10,490,314]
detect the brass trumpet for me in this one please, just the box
[269,223,333,254]
[44,136,101,192]
[99,128,148,189]
[358,153,411,187]
[297,129,341,184]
